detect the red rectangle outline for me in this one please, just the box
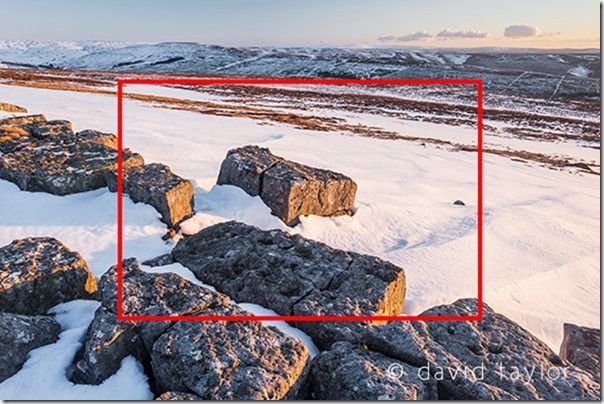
[116,78,483,323]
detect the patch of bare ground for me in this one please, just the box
[0,68,598,174]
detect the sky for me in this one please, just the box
[0,0,600,48]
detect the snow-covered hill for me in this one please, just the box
[0,41,599,99]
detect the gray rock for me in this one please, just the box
[24,119,73,139]
[0,312,61,382]
[151,305,310,400]
[172,221,406,349]
[68,306,146,385]
[142,254,175,267]
[364,299,600,400]
[0,237,97,315]
[309,341,437,400]
[217,145,357,226]
[0,132,144,195]
[156,391,203,400]
[105,163,194,228]
[560,323,600,379]
[73,259,310,399]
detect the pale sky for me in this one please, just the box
[1,0,600,48]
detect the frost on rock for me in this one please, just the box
[0,237,97,315]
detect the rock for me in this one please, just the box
[172,221,406,349]
[151,305,310,400]
[364,299,600,400]
[0,237,97,315]
[560,323,600,378]
[309,341,437,400]
[217,145,357,226]
[156,391,203,400]
[142,254,175,267]
[68,306,146,385]
[0,114,46,127]
[0,312,61,382]
[72,259,310,400]
[453,199,466,206]
[0,132,144,195]
[0,125,29,144]
[76,130,117,149]
[105,163,194,228]
[24,119,73,139]
[0,102,28,113]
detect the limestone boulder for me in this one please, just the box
[172,221,406,349]
[0,312,61,382]
[309,341,437,400]
[0,237,97,315]
[560,323,600,379]
[105,163,194,228]
[217,145,357,226]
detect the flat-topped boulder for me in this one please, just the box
[0,312,61,382]
[0,237,97,315]
[560,323,600,379]
[217,145,357,226]
[309,341,437,400]
[70,259,310,400]
[105,163,194,228]
[172,221,406,348]
[0,130,144,195]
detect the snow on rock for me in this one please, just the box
[0,300,154,400]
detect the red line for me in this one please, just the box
[116,81,124,320]
[116,77,484,323]
[477,80,484,320]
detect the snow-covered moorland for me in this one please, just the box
[0,79,599,399]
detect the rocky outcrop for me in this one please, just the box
[0,312,61,382]
[309,341,437,400]
[0,115,194,229]
[560,323,600,379]
[0,102,28,113]
[105,163,194,228]
[217,145,357,226]
[354,299,600,400]
[172,221,406,349]
[0,237,97,315]
[0,127,144,195]
[70,259,310,400]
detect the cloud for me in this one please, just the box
[378,31,432,43]
[436,29,488,39]
[504,25,539,38]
